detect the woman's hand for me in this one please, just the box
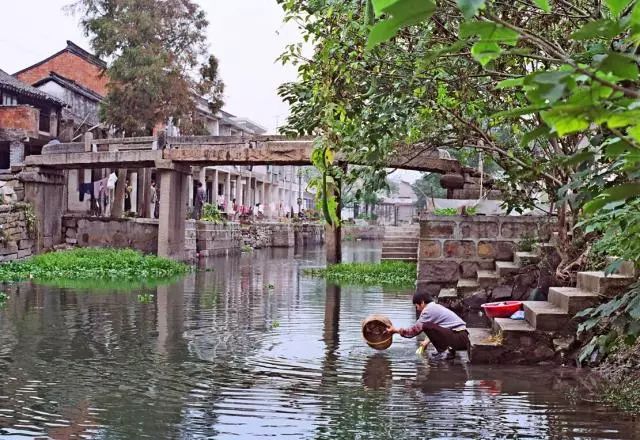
[386,326,399,335]
[420,339,430,349]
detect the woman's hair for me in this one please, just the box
[412,292,434,305]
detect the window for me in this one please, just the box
[1,92,17,106]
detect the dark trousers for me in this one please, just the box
[423,323,470,353]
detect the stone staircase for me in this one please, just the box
[468,258,637,364]
[381,225,419,262]
[438,242,560,306]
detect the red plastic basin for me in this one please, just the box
[481,301,523,319]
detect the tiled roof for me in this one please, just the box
[33,72,104,102]
[0,69,64,106]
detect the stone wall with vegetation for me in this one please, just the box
[417,215,554,294]
[242,223,295,249]
[196,222,242,257]
[0,202,35,262]
[342,225,385,241]
[294,223,324,246]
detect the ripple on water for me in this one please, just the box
[0,243,637,439]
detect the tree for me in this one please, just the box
[412,173,446,208]
[70,0,224,135]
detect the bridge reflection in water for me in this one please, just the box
[0,242,636,439]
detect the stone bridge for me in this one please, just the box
[22,134,471,261]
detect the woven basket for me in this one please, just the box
[361,314,393,350]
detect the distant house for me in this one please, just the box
[378,180,418,225]
[14,41,108,97]
[0,69,63,170]
[15,41,107,141]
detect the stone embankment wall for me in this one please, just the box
[62,217,324,258]
[418,215,553,294]
[197,222,242,257]
[63,215,160,254]
[0,203,35,262]
[342,225,385,241]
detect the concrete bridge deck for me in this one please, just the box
[25,135,462,174]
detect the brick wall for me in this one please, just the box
[16,52,108,96]
[0,106,39,137]
[417,215,554,294]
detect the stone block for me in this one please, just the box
[65,228,77,239]
[500,220,539,239]
[18,239,33,250]
[477,241,496,259]
[496,241,516,260]
[17,249,31,259]
[420,221,456,238]
[460,261,479,278]
[418,260,459,283]
[443,240,476,258]
[460,220,498,239]
[419,240,441,258]
[65,238,78,245]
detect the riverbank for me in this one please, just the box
[596,341,640,415]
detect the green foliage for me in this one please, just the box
[137,293,155,304]
[601,378,640,415]
[70,0,223,135]
[305,261,416,287]
[0,291,8,308]
[271,320,281,329]
[201,204,225,224]
[433,208,458,216]
[23,204,37,238]
[241,245,253,253]
[412,173,446,208]
[577,282,640,365]
[517,232,538,253]
[0,248,190,286]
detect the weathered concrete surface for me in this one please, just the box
[157,168,189,261]
[196,222,242,257]
[19,168,65,252]
[342,225,385,241]
[63,215,159,253]
[25,150,162,169]
[293,223,324,246]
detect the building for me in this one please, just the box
[377,180,418,225]
[14,41,312,220]
[0,69,63,171]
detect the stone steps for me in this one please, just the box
[548,287,600,314]
[477,270,499,288]
[381,256,417,262]
[522,301,571,331]
[577,271,634,296]
[381,227,418,262]
[457,278,480,295]
[495,261,521,277]
[382,245,418,252]
[514,251,540,266]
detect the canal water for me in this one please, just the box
[0,243,637,439]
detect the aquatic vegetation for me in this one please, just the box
[241,245,253,253]
[137,293,155,304]
[433,208,458,216]
[272,320,280,329]
[305,261,416,287]
[0,291,8,308]
[266,284,275,290]
[0,248,190,286]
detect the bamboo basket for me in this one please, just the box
[361,314,393,350]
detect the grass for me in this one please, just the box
[0,248,190,289]
[305,261,416,287]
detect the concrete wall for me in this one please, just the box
[342,225,385,241]
[0,203,35,262]
[63,215,160,254]
[418,215,554,294]
[196,221,242,257]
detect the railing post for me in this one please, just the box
[84,132,94,152]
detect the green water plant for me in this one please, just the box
[0,248,190,286]
[241,245,253,253]
[433,208,458,216]
[0,291,8,308]
[137,293,155,304]
[201,204,226,224]
[305,261,416,287]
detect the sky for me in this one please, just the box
[0,0,301,133]
[0,0,421,182]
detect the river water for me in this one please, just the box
[0,243,637,439]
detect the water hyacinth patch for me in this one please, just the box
[305,261,417,287]
[0,248,190,286]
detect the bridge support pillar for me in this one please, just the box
[19,167,66,253]
[157,161,190,261]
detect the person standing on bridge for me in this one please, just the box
[194,181,206,220]
[386,292,470,360]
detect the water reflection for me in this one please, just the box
[0,242,637,439]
